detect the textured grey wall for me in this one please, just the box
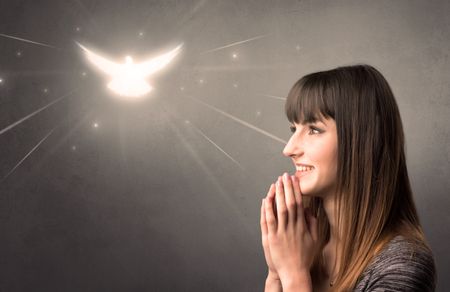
[0,0,448,291]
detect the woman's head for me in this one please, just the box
[284,64,427,290]
[284,64,403,199]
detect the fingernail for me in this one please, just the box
[283,173,289,180]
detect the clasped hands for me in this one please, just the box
[260,172,318,289]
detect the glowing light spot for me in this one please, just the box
[256,111,261,116]
[180,86,184,91]
[199,79,204,84]
[232,53,238,59]
[185,120,190,124]
[16,51,22,57]
[233,83,238,88]
[77,42,183,99]
[71,145,77,151]
[93,122,99,128]
[296,45,301,51]
[76,27,81,32]
[0,78,3,84]
[81,72,87,77]
[43,88,49,93]
[138,31,144,37]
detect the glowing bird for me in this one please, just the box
[77,42,182,98]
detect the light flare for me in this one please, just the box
[77,42,183,99]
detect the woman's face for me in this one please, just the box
[282,116,338,198]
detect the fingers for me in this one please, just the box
[282,173,297,224]
[260,198,268,236]
[291,175,304,221]
[275,176,287,229]
[261,183,276,236]
[264,184,277,235]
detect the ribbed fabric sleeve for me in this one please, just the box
[353,235,436,292]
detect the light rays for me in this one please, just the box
[160,103,253,235]
[0,33,59,49]
[29,110,95,172]
[201,34,270,54]
[185,120,244,171]
[0,127,55,184]
[187,96,287,144]
[0,90,75,136]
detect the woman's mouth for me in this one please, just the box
[295,165,315,177]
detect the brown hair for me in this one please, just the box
[285,64,432,290]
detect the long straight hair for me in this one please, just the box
[285,64,433,291]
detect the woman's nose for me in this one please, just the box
[282,135,302,158]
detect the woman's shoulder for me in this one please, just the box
[354,235,436,291]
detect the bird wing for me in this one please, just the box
[136,44,183,77]
[77,42,121,76]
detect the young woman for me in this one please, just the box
[260,64,436,291]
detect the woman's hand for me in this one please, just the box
[261,183,280,280]
[261,172,319,289]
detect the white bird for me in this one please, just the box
[77,42,182,98]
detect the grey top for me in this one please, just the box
[353,235,436,291]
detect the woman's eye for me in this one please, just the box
[289,126,296,133]
[308,126,321,135]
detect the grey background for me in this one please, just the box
[0,0,449,291]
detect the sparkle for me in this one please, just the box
[199,79,204,84]
[0,33,59,49]
[256,111,262,116]
[93,122,99,128]
[138,31,144,37]
[81,72,87,77]
[232,53,238,59]
[185,120,190,124]
[16,51,22,57]
[71,145,77,151]
[43,88,49,93]
[201,34,270,54]
[233,83,238,88]
[0,78,3,84]
[76,27,81,32]
[180,86,184,91]
[296,45,301,51]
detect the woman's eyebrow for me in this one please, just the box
[313,119,327,126]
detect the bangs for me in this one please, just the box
[285,73,335,124]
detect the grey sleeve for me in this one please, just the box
[361,241,436,292]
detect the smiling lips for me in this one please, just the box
[295,164,315,177]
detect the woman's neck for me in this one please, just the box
[322,195,341,281]
[323,195,340,245]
